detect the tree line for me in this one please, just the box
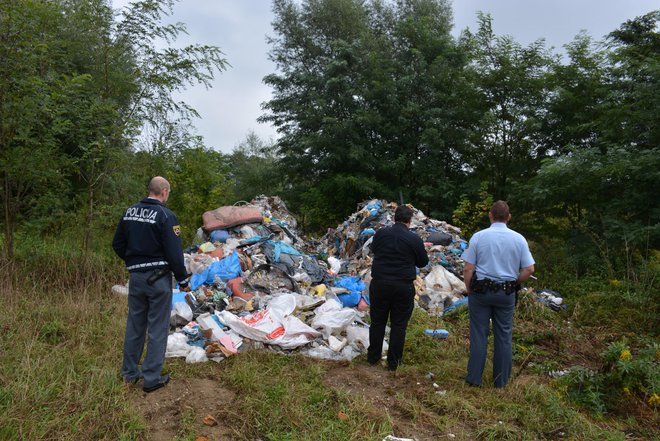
[1,0,658,282]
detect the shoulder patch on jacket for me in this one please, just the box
[173,225,181,236]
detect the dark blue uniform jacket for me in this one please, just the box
[370,223,429,282]
[112,197,188,282]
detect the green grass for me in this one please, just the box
[0,253,657,440]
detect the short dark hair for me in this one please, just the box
[490,200,510,222]
[394,205,413,223]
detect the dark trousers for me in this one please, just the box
[367,278,415,371]
[466,289,515,387]
[122,270,172,388]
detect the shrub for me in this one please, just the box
[559,339,660,415]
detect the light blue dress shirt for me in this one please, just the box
[461,223,535,282]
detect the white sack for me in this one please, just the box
[311,308,357,339]
[165,333,193,358]
[218,295,321,349]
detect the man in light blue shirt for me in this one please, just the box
[461,201,535,388]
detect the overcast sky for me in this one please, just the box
[112,0,657,153]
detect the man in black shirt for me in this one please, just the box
[367,205,429,371]
[112,176,189,393]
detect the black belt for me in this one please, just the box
[471,278,518,294]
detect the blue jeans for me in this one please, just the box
[466,289,515,387]
[121,270,172,388]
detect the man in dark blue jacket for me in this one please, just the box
[368,205,429,371]
[113,176,189,393]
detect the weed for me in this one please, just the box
[558,339,660,416]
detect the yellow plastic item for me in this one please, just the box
[311,284,327,297]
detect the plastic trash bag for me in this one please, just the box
[171,301,193,327]
[313,297,343,315]
[303,343,362,361]
[346,326,370,350]
[327,256,342,274]
[190,252,242,290]
[166,333,194,358]
[335,276,365,307]
[210,229,229,243]
[186,346,208,363]
[424,265,465,295]
[311,308,357,339]
[218,294,320,349]
[267,293,297,319]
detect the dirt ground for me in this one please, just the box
[128,361,444,441]
[130,377,238,441]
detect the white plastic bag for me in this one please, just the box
[165,333,193,358]
[313,297,342,315]
[327,256,342,274]
[346,326,370,350]
[311,308,357,339]
[218,294,321,349]
[185,346,208,363]
[424,265,465,295]
[171,301,193,327]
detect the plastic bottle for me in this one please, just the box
[424,329,449,339]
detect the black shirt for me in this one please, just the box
[112,197,188,282]
[370,223,429,282]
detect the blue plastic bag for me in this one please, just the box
[210,229,229,243]
[335,276,365,308]
[190,252,242,290]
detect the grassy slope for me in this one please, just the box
[0,255,657,440]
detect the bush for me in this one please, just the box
[559,339,660,415]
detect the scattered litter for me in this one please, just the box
[549,369,570,378]
[536,289,567,311]
[424,329,449,339]
[202,415,218,427]
[112,284,128,296]
[115,196,470,365]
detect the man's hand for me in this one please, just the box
[178,280,191,292]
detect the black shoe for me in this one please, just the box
[123,374,143,385]
[143,374,170,393]
[466,381,481,388]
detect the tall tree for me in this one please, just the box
[262,0,470,230]
[463,13,554,200]
[0,0,70,259]
[521,11,660,276]
[228,131,283,203]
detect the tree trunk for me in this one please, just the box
[82,183,94,255]
[2,171,14,261]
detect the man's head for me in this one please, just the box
[394,205,414,225]
[148,176,171,203]
[489,200,511,223]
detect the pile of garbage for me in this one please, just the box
[116,196,470,364]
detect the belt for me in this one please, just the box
[126,260,168,271]
[471,278,518,294]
